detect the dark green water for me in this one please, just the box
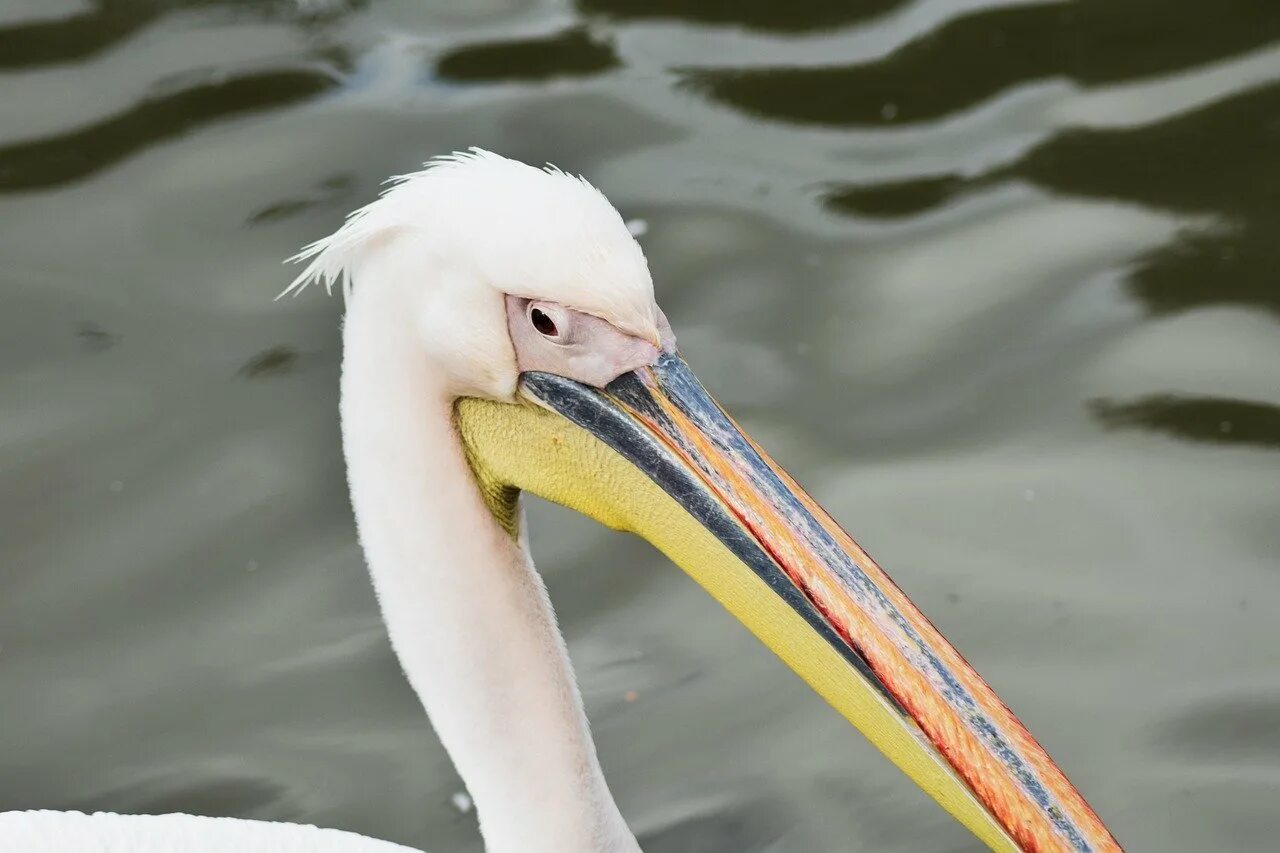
[2,1,1278,850]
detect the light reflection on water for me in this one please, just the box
[1,1,1278,850]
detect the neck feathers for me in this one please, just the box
[339,285,637,852]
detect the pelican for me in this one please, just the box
[0,150,1121,852]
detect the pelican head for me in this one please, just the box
[287,150,1119,852]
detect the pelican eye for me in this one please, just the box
[530,307,559,338]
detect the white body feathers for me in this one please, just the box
[0,811,418,852]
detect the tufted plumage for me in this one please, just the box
[284,149,658,345]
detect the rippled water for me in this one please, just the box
[2,2,1278,850]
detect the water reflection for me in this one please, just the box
[1129,227,1278,318]
[0,69,337,192]
[1091,395,1280,451]
[437,26,620,83]
[1154,692,1280,762]
[1008,84,1280,215]
[680,0,1280,126]
[576,0,909,33]
[0,0,341,70]
[827,83,1280,317]
[239,346,302,379]
[75,322,121,353]
[822,174,964,220]
[247,174,354,225]
[0,1,187,69]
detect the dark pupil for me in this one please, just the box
[531,308,558,337]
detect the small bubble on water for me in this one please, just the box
[450,791,473,814]
[109,480,124,493]
[1220,420,1232,434]
[881,102,898,120]
[246,560,259,573]
[625,218,648,238]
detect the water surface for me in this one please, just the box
[2,1,1279,850]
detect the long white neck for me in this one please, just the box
[339,281,638,853]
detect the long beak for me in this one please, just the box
[457,351,1120,853]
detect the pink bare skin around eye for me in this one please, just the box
[504,294,663,388]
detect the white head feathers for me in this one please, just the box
[283,149,659,345]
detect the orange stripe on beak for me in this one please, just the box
[599,356,1120,853]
